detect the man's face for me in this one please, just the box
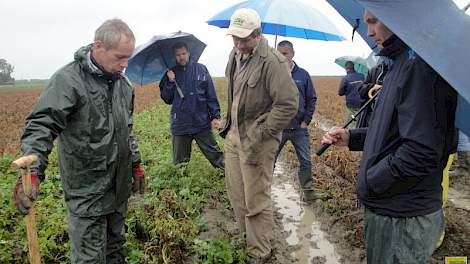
[364,10,393,49]
[93,34,134,75]
[174,47,190,66]
[277,45,294,64]
[232,34,260,55]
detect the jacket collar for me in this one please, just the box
[378,34,409,60]
[174,61,193,71]
[74,44,122,83]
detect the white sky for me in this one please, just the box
[1,0,469,79]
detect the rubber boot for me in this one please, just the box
[298,170,328,203]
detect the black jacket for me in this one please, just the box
[349,35,457,217]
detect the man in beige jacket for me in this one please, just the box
[219,8,299,264]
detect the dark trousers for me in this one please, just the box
[275,128,313,188]
[68,201,128,264]
[172,128,224,169]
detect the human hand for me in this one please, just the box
[167,70,176,82]
[132,165,145,194]
[321,127,350,147]
[300,121,308,129]
[13,172,40,215]
[211,119,221,130]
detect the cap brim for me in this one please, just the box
[226,26,252,38]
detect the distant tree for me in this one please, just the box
[0,59,15,84]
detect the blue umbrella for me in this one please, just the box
[328,0,470,136]
[207,0,345,44]
[126,31,206,91]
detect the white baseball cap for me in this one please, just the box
[226,8,261,38]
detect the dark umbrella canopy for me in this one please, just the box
[328,0,470,135]
[126,31,206,86]
[326,0,378,53]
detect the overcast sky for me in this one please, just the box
[1,0,469,80]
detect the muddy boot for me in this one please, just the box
[298,171,328,203]
[450,151,470,177]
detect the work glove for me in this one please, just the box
[13,172,40,215]
[132,165,145,194]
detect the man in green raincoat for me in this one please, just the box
[12,19,143,263]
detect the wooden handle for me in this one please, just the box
[12,154,41,263]
[12,154,38,169]
[25,208,41,264]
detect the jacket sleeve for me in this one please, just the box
[264,59,299,137]
[366,58,448,195]
[159,71,175,104]
[20,73,77,180]
[203,66,221,120]
[348,128,368,151]
[338,76,348,96]
[303,73,316,125]
[129,88,141,166]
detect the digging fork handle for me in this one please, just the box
[11,154,41,264]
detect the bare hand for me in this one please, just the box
[167,70,176,82]
[321,127,350,147]
[212,119,221,130]
[300,121,308,129]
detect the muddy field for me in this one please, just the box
[0,77,468,262]
[0,84,159,155]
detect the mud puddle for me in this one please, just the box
[272,156,341,263]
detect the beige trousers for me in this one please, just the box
[224,129,279,258]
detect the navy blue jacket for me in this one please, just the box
[338,70,365,108]
[159,62,221,135]
[348,35,457,217]
[286,63,317,129]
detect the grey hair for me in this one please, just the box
[94,19,135,50]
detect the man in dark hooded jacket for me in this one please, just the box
[338,61,365,127]
[159,42,224,169]
[13,19,143,263]
[322,10,457,264]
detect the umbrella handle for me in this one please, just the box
[166,67,184,99]
[174,81,185,99]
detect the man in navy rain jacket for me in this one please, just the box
[159,42,224,169]
[322,10,457,264]
[275,40,320,202]
[338,61,365,127]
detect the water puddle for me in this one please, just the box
[272,158,341,263]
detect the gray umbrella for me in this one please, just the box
[336,0,470,135]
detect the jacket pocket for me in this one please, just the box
[245,68,267,116]
[243,115,268,165]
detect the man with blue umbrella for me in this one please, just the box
[159,42,224,169]
[321,10,457,263]
[219,8,298,264]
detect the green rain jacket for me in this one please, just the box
[21,44,141,217]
